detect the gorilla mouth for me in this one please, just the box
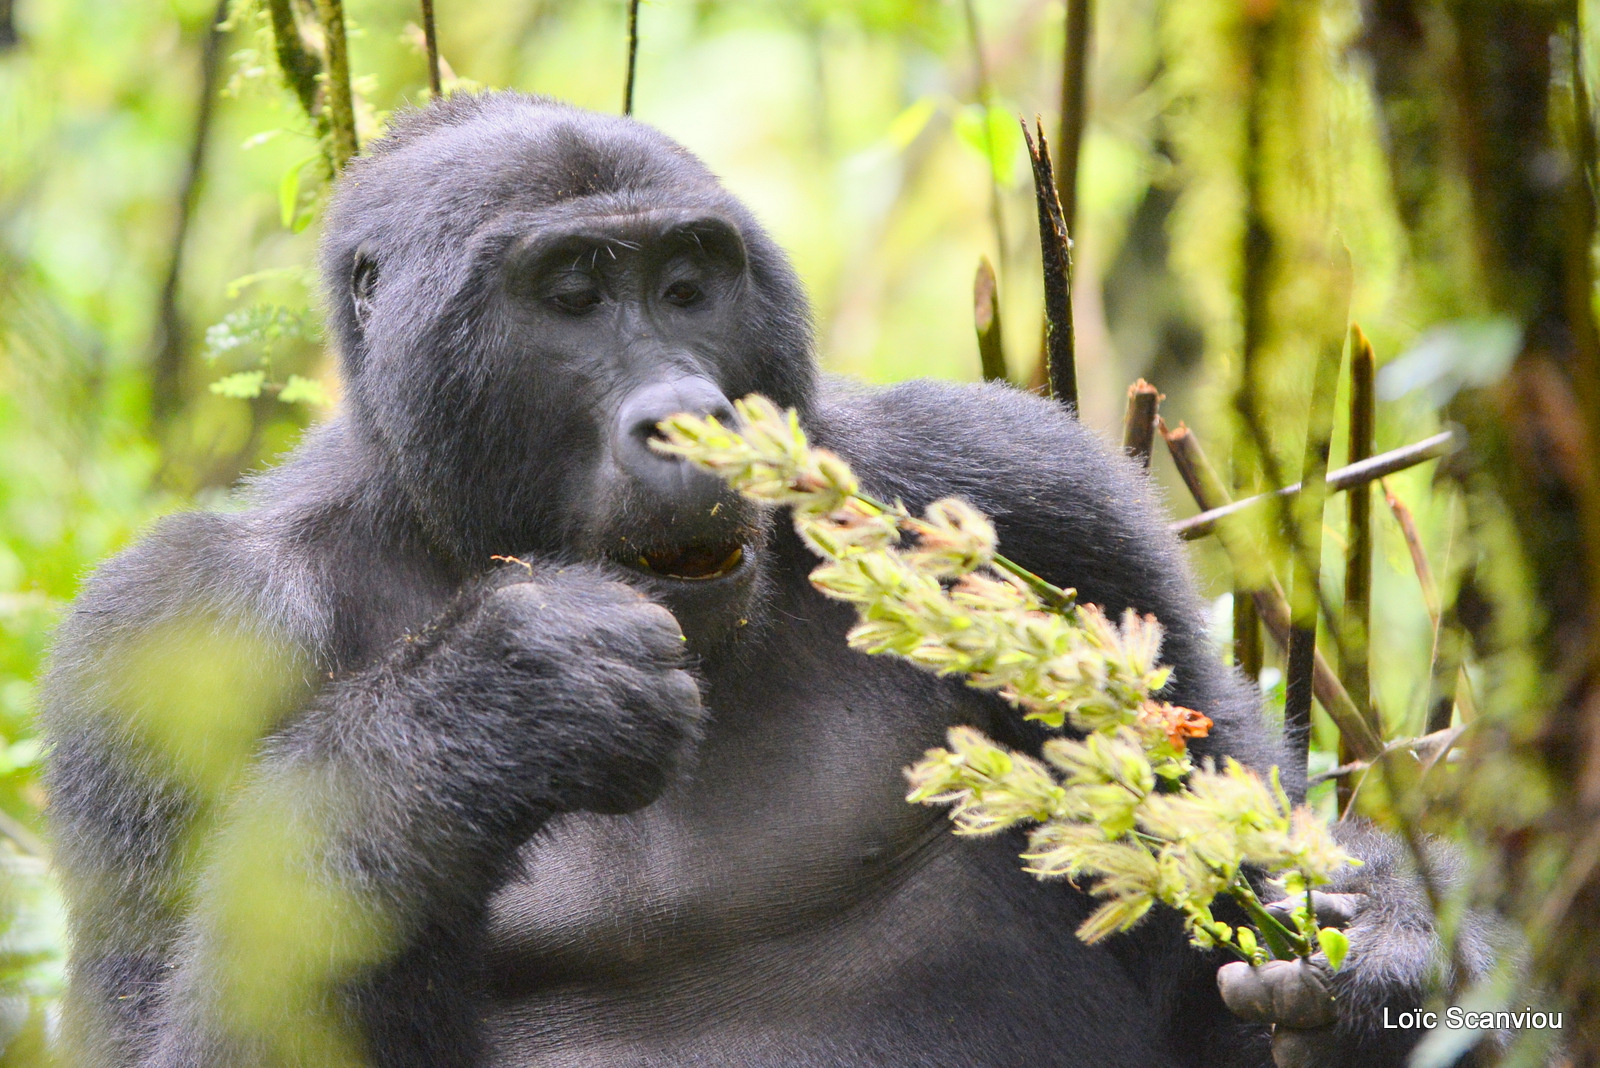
[637,541,745,581]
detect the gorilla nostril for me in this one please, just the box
[617,377,736,478]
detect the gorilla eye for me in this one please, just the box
[663,280,702,307]
[550,285,603,315]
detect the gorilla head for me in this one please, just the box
[320,94,816,631]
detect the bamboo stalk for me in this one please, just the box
[962,0,1009,267]
[1283,249,1353,773]
[1340,325,1377,810]
[1171,431,1454,540]
[1162,421,1382,760]
[974,258,1008,383]
[1021,118,1078,410]
[1121,379,1160,468]
[1055,0,1092,243]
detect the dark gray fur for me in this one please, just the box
[43,93,1466,1067]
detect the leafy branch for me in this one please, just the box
[654,396,1355,967]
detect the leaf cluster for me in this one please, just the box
[656,395,1356,965]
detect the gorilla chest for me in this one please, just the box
[482,675,952,983]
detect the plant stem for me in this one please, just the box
[853,490,1076,611]
[264,0,322,119]
[1021,118,1078,411]
[1284,247,1352,776]
[961,0,1009,270]
[1055,0,1092,244]
[974,257,1009,382]
[314,0,358,169]
[623,0,640,115]
[420,0,442,96]
[1171,431,1453,540]
[1121,379,1160,468]
[1340,324,1376,811]
[1230,873,1310,960]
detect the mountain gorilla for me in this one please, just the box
[45,93,1469,1068]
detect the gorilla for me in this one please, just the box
[44,92,1472,1068]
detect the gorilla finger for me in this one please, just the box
[1264,890,1365,929]
[1217,959,1337,1029]
[1269,1026,1344,1068]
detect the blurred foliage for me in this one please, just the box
[2,0,1599,1063]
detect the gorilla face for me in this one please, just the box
[320,95,816,633]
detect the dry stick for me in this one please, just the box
[1055,0,1092,253]
[1021,119,1078,411]
[1339,325,1377,812]
[1121,379,1160,468]
[961,0,1009,268]
[623,0,641,116]
[973,258,1008,383]
[1283,249,1354,775]
[313,0,358,169]
[149,0,230,431]
[420,0,442,97]
[1171,431,1454,540]
[1162,421,1382,761]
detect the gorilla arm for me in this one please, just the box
[43,519,701,1068]
[813,378,1474,1068]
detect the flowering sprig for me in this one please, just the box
[653,395,1355,967]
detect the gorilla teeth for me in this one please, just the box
[638,543,744,581]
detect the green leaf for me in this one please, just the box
[277,374,330,407]
[886,96,938,150]
[953,102,1025,188]
[279,155,319,230]
[209,371,267,399]
[1318,927,1350,972]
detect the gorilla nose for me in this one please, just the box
[615,377,737,491]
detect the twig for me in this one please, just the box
[420,0,442,97]
[1283,248,1353,774]
[962,0,1009,267]
[1340,325,1377,810]
[1021,117,1078,411]
[1121,379,1160,468]
[1310,724,1468,785]
[313,0,358,169]
[1162,422,1382,761]
[973,257,1009,382]
[1055,0,1093,247]
[623,0,640,115]
[1171,432,1454,540]
[1381,479,1439,622]
[149,0,230,430]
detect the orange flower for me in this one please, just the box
[1140,702,1213,751]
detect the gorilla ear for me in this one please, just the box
[351,251,380,332]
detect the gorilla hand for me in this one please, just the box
[467,567,706,815]
[1216,893,1361,1068]
[1218,822,1482,1068]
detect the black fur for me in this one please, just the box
[44,93,1459,1067]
